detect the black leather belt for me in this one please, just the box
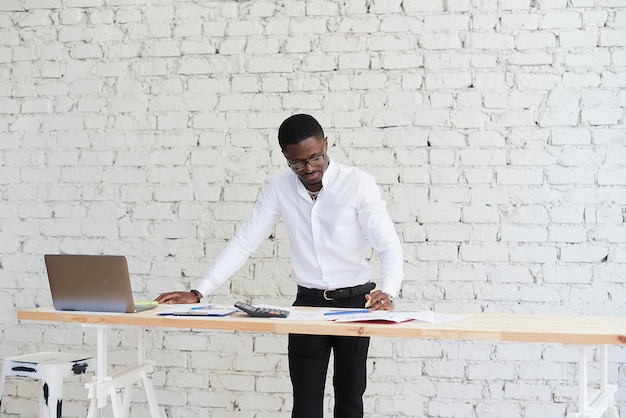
[297,282,375,301]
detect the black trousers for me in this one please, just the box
[288,290,371,418]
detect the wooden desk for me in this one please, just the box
[17,306,626,418]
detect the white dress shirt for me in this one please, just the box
[194,157,404,298]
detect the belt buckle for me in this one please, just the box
[323,289,334,301]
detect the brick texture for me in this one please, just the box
[0,1,625,417]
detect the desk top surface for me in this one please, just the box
[17,306,626,346]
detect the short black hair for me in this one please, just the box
[278,114,324,149]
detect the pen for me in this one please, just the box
[190,305,215,311]
[364,287,379,308]
[324,309,369,316]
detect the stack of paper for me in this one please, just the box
[157,304,238,317]
[326,310,436,323]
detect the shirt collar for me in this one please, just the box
[320,156,338,189]
[290,156,338,198]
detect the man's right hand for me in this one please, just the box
[154,291,202,304]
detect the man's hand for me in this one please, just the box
[365,290,393,311]
[155,291,201,304]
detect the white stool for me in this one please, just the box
[0,352,94,418]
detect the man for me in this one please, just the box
[156,114,404,418]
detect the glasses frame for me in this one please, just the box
[286,149,327,172]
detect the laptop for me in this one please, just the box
[44,254,157,313]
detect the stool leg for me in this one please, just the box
[0,361,8,410]
[40,370,65,418]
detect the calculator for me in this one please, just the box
[234,301,290,318]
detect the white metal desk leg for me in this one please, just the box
[142,369,160,418]
[83,325,161,418]
[600,345,619,418]
[578,347,588,416]
[568,345,618,418]
[137,327,160,418]
[110,388,125,418]
[86,325,108,418]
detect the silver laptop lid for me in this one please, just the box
[45,254,137,313]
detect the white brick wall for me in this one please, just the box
[1,0,625,417]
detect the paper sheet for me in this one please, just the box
[157,303,238,317]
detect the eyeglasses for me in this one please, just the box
[287,151,326,172]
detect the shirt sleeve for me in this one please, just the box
[194,183,281,297]
[356,176,404,297]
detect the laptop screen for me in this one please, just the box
[45,254,140,313]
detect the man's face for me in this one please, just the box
[282,136,328,189]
